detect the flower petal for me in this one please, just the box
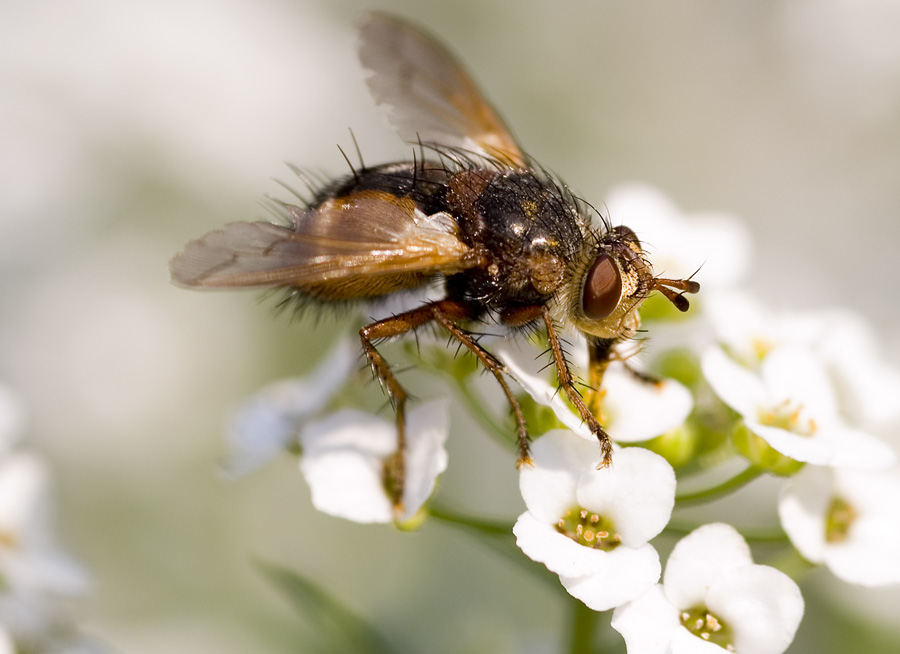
[560,543,661,611]
[513,510,610,577]
[671,628,734,654]
[298,401,450,524]
[701,347,767,418]
[663,523,753,610]
[816,310,900,428]
[748,420,895,469]
[222,338,358,477]
[576,447,676,546]
[611,585,681,654]
[494,342,594,441]
[708,564,804,654]
[0,454,91,596]
[778,466,831,563]
[399,399,450,522]
[519,430,604,522]
[298,410,395,523]
[602,365,693,442]
[760,347,838,422]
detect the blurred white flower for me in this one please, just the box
[0,453,91,644]
[702,345,895,468]
[705,293,900,430]
[814,310,900,430]
[495,338,692,444]
[513,431,675,611]
[779,465,900,586]
[0,454,90,597]
[604,184,754,291]
[703,291,828,368]
[222,337,358,477]
[612,523,804,654]
[299,400,449,525]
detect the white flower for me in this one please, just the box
[222,337,358,477]
[0,454,89,597]
[513,430,675,611]
[495,337,692,444]
[778,465,900,586]
[702,345,895,468]
[298,399,449,524]
[0,454,90,643]
[705,294,900,430]
[814,310,900,429]
[612,523,804,654]
[703,291,828,368]
[604,184,754,291]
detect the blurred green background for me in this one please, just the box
[3,0,900,652]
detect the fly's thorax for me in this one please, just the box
[558,225,654,340]
[443,168,584,309]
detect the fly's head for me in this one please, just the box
[562,225,700,340]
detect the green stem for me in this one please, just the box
[675,466,765,506]
[428,504,512,536]
[453,378,515,449]
[666,522,789,543]
[567,599,599,653]
[762,547,816,582]
[428,504,560,591]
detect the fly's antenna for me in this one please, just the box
[651,271,701,312]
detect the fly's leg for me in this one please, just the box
[360,305,440,513]
[361,298,535,514]
[359,299,477,513]
[431,307,532,467]
[541,307,614,466]
[583,337,616,423]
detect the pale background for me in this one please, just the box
[2,0,899,652]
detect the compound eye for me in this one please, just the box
[582,253,622,320]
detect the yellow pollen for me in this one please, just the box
[555,506,620,551]
[759,398,816,436]
[751,337,775,361]
[826,496,858,543]
[681,607,734,650]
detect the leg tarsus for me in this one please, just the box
[542,307,614,467]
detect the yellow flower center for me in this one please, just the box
[825,496,857,543]
[751,337,775,362]
[556,507,620,551]
[681,606,735,651]
[758,399,817,436]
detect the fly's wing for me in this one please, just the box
[170,191,477,300]
[358,13,527,168]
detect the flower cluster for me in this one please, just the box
[225,183,900,653]
[226,336,449,524]
[0,384,99,652]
